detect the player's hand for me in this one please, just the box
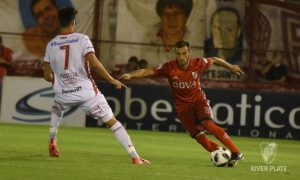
[109,78,128,89]
[230,65,245,76]
[119,74,132,80]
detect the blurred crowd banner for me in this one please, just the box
[0,0,94,76]
[0,0,299,84]
[106,0,300,83]
[87,82,300,140]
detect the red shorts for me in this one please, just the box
[176,99,212,138]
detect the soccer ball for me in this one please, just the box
[211,147,231,167]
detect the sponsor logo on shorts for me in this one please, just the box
[87,105,104,119]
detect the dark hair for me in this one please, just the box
[175,40,190,49]
[128,56,138,63]
[139,59,147,64]
[31,0,57,17]
[156,0,193,17]
[58,7,78,28]
[139,59,148,65]
[0,36,2,43]
[211,7,241,27]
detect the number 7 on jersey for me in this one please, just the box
[60,45,70,70]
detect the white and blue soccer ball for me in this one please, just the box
[210,147,231,167]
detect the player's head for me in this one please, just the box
[175,40,190,48]
[175,40,191,68]
[127,56,139,71]
[31,0,59,35]
[272,51,285,63]
[210,7,241,49]
[58,7,78,28]
[156,0,193,35]
[139,59,148,69]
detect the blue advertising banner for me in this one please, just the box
[86,82,300,140]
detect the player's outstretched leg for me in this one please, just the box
[107,118,150,165]
[201,120,243,166]
[195,132,219,152]
[48,103,63,157]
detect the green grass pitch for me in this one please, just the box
[0,123,299,180]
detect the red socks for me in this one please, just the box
[195,134,219,152]
[201,120,240,153]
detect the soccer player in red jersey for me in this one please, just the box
[119,40,244,166]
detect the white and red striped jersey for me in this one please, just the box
[44,33,99,104]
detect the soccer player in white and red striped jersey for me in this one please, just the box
[120,40,244,167]
[43,7,150,165]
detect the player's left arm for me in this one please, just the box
[43,62,53,82]
[86,53,127,89]
[210,57,245,76]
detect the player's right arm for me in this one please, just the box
[86,53,127,89]
[119,68,154,80]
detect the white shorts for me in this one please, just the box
[55,94,114,123]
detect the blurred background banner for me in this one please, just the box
[109,0,300,83]
[0,0,299,85]
[0,0,94,76]
[244,0,300,84]
[112,0,209,68]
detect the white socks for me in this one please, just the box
[49,105,139,158]
[49,105,63,140]
[110,121,139,158]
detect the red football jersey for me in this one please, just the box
[152,57,212,107]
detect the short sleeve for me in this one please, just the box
[152,62,169,77]
[201,58,212,70]
[82,35,95,56]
